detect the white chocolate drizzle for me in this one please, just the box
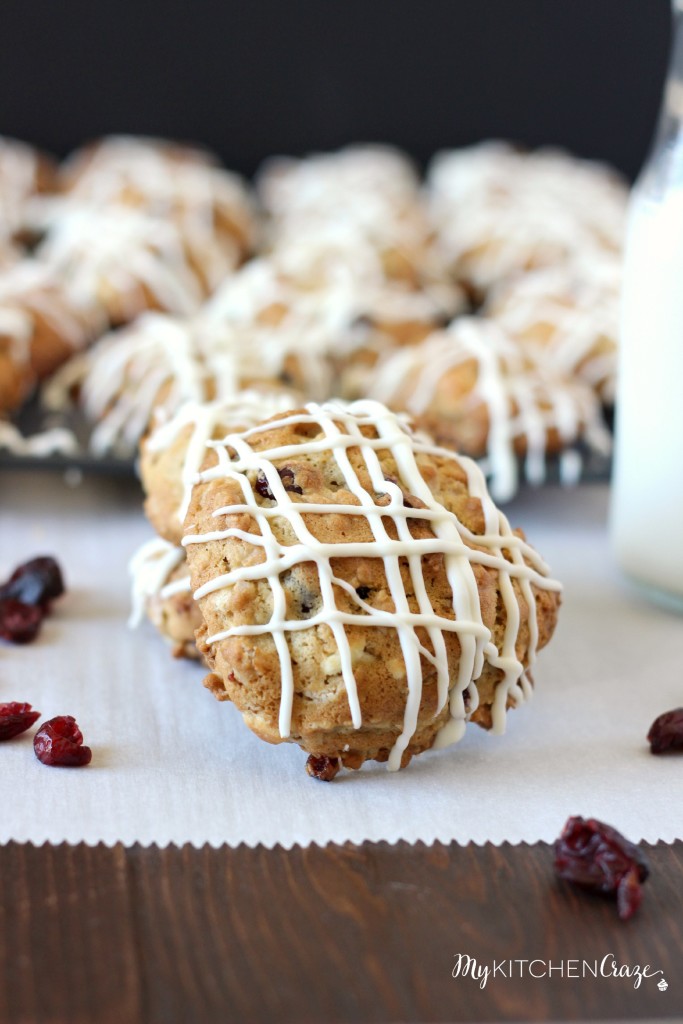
[43,296,321,456]
[0,419,78,457]
[130,392,299,632]
[182,399,561,770]
[48,138,256,290]
[486,258,621,401]
[368,318,611,502]
[128,536,189,628]
[427,142,627,291]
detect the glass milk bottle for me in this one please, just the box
[611,2,683,610]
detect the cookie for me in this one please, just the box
[258,145,449,292]
[141,390,301,545]
[58,135,216,191]
[486,257,620,403]
[182,399,562,774]
[368,317,611,501]
[133,391,301,658]
[427,142,627,301]
[43,302,308,456]
[0,260,100,415]
[36,207,208,326]
[58,135,256,289]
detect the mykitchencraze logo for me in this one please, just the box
[452,954,667,991]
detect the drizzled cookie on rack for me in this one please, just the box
[258,144,456,297]
[46,254,451,457]
[53,135,256,291]
[43,280,324,457]
[367,317,611,502]
[0,260,101,415]
[35,208,209,327]
[427,142,627,303]
[182,399,562,775]
[486,257,621,404]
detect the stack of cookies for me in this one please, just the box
[133,396,562,776]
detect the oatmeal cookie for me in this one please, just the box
[258,144,452,293]
[486,257,620,403]
[0,260,100,415]
[141,390,301,545]
[368,317,611,501]
[36,207,208,325]
[43,303,307,456]
[427,142,627,301]
[182,400,561,774]
[57,135,256,287]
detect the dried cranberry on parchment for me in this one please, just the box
[0,556,65,607]
[648,708,683,754]
[0,599,43,644]
[0,703,41,741]
[0,555,66,645]
[34,716,92,768]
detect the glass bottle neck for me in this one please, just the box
[637,7,683,194]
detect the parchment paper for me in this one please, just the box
[1,471,680,847]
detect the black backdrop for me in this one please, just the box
[0,0,671,180]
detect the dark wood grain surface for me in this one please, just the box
[0,840,681,1024]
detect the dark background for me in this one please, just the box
[0,0,672,180]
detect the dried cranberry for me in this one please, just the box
[254,472,274,500]
[278,467,303,495]
[34,716,92,767]
[648,708,683,754]
[305,754,341,782]
[0,599,43,644]
[0,556,64,607]
[356,586,371,600]
[553,816,649,921]
[0,702,41,741]
[255,468,303,500]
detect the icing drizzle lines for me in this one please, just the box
[369,317,611,502]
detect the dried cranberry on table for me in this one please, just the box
[648,708,683,754]
[0,599,43,644]
[0,556,65,607]
[553,816,650,921]
[0,703,41,741]
[34,716,92,768]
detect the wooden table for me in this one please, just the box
[1,839,681,1023]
